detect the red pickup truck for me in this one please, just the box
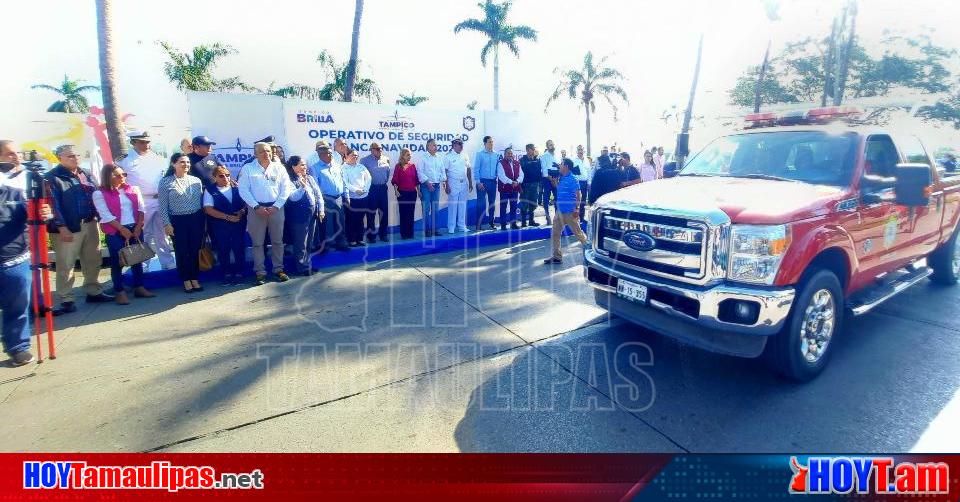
[584,107,960,380]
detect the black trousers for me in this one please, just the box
[211,221,246,278]
[579,181,590,222]
[170,211,205,281]
[345,197,369,243]
[499,191,519,227]
[367,184,389,240]
[396,190,417,238]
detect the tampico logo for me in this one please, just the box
[296,110,335,124]
[789,456,949,495]
[213,138,254,170]
[623,230,657,252]
[379,110,415,129]
[462,116,476,131]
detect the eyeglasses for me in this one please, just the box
[112,172,127,178]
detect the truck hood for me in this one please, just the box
[595,176,848,224]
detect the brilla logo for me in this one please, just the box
[789,456,949,495]
[297,110,335,124]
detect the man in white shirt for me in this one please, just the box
[418,139,447,237]
[573,144,592,223]
[238,142,293,285]
[444,138,473,234]
[116,131,175,269]
[538,140,559,226]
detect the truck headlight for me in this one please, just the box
[727,225,791,285]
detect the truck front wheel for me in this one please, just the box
[929,228,960,286]
[766,269,844,382]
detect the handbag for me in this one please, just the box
[118,239,155,267]
[198,245,215,272]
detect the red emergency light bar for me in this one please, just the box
[744,106,864,128]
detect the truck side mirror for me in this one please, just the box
[894,163,932,207]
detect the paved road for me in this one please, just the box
[0,237,957,452]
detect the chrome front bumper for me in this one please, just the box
[584,249,795,337]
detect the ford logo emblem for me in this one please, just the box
[623,231,657,252]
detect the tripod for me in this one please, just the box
[24,162,56,362]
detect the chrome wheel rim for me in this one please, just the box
[952,236,960,277]
[799,289,836,364]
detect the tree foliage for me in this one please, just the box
[454,0,538,67]
[158,41,255,92]
[31,74,100,113]
[314,50,382,104]
[396,92,429,107]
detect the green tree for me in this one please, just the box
[544,52,628,157]
[728,64,799,107]
[158,41,254,92]
[454,0,537,111]
[31,75,100,113]
[396,92,429,107]
[267,83,326,100]
[343,0,364,102]
[315,50,381,103]
[95,0,125,159]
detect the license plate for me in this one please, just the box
[617,279,648,304]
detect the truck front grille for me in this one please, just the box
[596,209,709,282]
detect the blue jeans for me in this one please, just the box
[420,182,441,233]
[0,259,31,356]
[541,178,557,221]
[477,179,498,227]
[105,225,145,293]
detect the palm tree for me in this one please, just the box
[95,0,125,159]
[396,92,429,107]
[315,50,382,103]
[677,35,705,169]
[454,0,537,111]
[343,0,364,102]
[753,0,781,113]
[269,83,326,100]
[466,100,479,110]
[31,75,100,113]
[158,41,254,92]
[544,52,628,157]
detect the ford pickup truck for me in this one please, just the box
[584,107,960,380]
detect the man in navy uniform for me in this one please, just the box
[187,136,223,189]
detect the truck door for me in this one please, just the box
[854,135,915,278]
[895,134,943,256]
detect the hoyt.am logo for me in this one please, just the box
[789,456,950,495]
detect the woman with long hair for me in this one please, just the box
[159,153,206,293]
[284,155,325,275]
[639,150,658,182]
[391,148,419,239]
[203,165,247,285]
[91,163,156,305]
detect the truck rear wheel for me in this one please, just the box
[929,227,960,286]
[766,269,844,382]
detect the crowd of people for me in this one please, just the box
[0,132,669,367]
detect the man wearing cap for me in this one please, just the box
[360,142,391,243]
[117,131,175,269]
[311,140,350,252]
[418,139,447,237]
[539,140,559,226]
[45,144,113,313]
[473,135,500,231]
[444,137,473,234]
[188,135,222,189]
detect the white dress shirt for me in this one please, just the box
[539,150,558,177]
[444,151,471,182]
[574,156,592,183]
[496,160,524,185]
[117,149,166,211]
[342,162,372,199]
[238,159,293,208]
[93,186,146,226]
[418,153,447,184]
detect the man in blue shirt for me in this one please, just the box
[473,135,500,231]
[538,140,559,226]
[311,140,350,252]
[544,158,588,264]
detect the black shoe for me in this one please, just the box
[193,286,205,292]
[254,274,267,286]
[521,222,527,228]
[53,301,77,316]
[86,293,114,303]
[487,224,496,231]
[10,350,35,367]
[543,257,563,265]
[379,235,390,242]
[511,223,520,230]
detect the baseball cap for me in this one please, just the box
[191,135,216,146]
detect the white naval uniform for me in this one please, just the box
[444,151,472,233]
[117,149,175,268]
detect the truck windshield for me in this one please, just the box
[680,131,858,186]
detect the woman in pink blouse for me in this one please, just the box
[391,148,419,239]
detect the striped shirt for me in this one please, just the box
[158,174,204,226]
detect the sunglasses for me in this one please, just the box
[112,172,127,178]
